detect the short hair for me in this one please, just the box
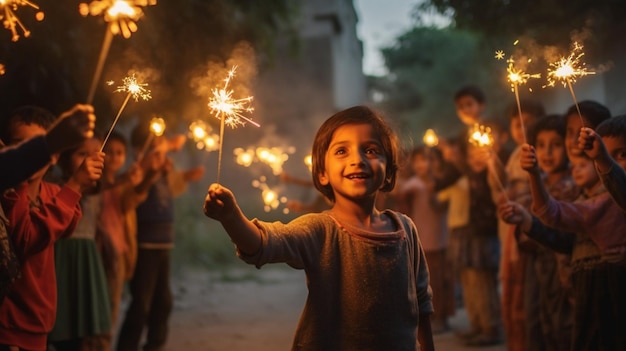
[507,99,545,120]
[565,100,611,129]
[131,120,151,149]
[311,105,399,202]
[1,105,56,143]
[454,85,486,104]
[528,114,565,146]
[596,115,626,139]
[106,131,127,150]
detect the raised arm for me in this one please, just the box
[203,183,262,255]
[520,144,551,213]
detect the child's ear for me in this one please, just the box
[50,153,60,165]
[318,172,329,186]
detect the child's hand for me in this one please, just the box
[578,127,608,161]
[69,152,104,193]
[203,183,237,222]
[127,162,144,186]
[46,104,96,154]
[498,201,532,232]
[519,144,539,174]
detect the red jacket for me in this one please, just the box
[0,182,81,350]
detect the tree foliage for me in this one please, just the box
[418,0,626,57]
[374,27,508,138]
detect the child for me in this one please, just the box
[99,131,153,336]
[0,106,102,351]
[203,106,434,350]
[563,100,610,158]
[116,125,204,351]
[48,136,112,351]
[498,154,605,351]
[399,146,452,334]
[499,99,545,351]
[520,115,626,350]
[454,85,486,126]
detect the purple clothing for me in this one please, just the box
[599,160,626,212]
[239,210,433,351]
[533,192,626,259]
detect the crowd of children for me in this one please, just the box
[0,107,203,351]
[1,81,625,351]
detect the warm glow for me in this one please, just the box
[115,74,151,101]
[0,0,43,42]
[423,129,439,147]
[469,124,494,147]
[149,117,165,136]
[304,154,312,172]
[234,148,255,167]
[545,42,595,88]
[79,0,156,38]
[208,66,258,129]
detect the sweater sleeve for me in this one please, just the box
[520,217,574,254]
[400,213,434,315]
[1,183,81,258]
[0,136,51,191]
[532,196,588,234]
[598,161,626,213]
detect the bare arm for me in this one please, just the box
[203,183,262,255]
[520,144,551,212]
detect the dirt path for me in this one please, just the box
[123,265,506,351]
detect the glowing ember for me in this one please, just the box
[252,176,289,214]
[0,0,44,42]
[423,129,439,147]
[208,66,258,129]
[149,117,165,136]
[234,148,255,167]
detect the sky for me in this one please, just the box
[353,0,450,76]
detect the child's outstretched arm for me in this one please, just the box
[203,183,262,255]
[579,127,626,211]
[65,152,104,194]
[520,144,550,212]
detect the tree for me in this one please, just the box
[375,26,508,139]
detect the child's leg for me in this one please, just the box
[143,249,173,351]
[459,267,482,334]
[473,268,502,339]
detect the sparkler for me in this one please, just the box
[545,42,595,127]
[0,0,43,42]
[137,117,165,160]
[188,121,219,152]
[81,0,156,104]
[423,129,439,147]
[208,65,259,184]
[468,123,507,197]
[100,74,151,151]
[497,42,541,144]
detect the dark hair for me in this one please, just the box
[106,131,127,150]
[565,100,611,129]
[596,115,626,139]
[57,132,103,179]
[1,105,56,143]
[507,99,545,120]
[528,114,565,146]
[131,120,151,149]
[411,145,428,159]
[311,106,399,202]
[454,85,486,104]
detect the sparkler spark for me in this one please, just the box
[495,50,505,60]
[0,0,44,42]
[149,117,165,136]
[79,0,155,38]
[252,176,289,214]
[115,74,151,101]
[469,124,494,148]
[545,42,595,88]
[233,148,255,167]
[208,66,258,129]
[504,53,540,144]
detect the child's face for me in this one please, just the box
[318,123,387,203]
[455,96,484,126]
[10,122,55,181]
[565,113,587,157]
[467,145,488,173]
[411,153,430,179]
[570,156,599,189]
[535,130,567,175]
[70,138,102,174]
[104,139,126,174]
[603,136,626,171]
[510,113,535,145]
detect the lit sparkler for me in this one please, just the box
[468,123,507,197]
[137,117,165,160]
[234,148,255,168]
[81,0,156,103]
[189,120,219,152]
[506,56,541,144]
[0,0,44,42]
[545,42,595,126]
[100,74,152,151]
[208,65,259,183]
[423,129,439,147]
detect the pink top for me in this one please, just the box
[401,176,448,251]
[100,189,126,254]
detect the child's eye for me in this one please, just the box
[334,148,346,155]
[365,147,379,155]
[615,151,626,160]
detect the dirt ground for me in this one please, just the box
[119,265,505,351]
